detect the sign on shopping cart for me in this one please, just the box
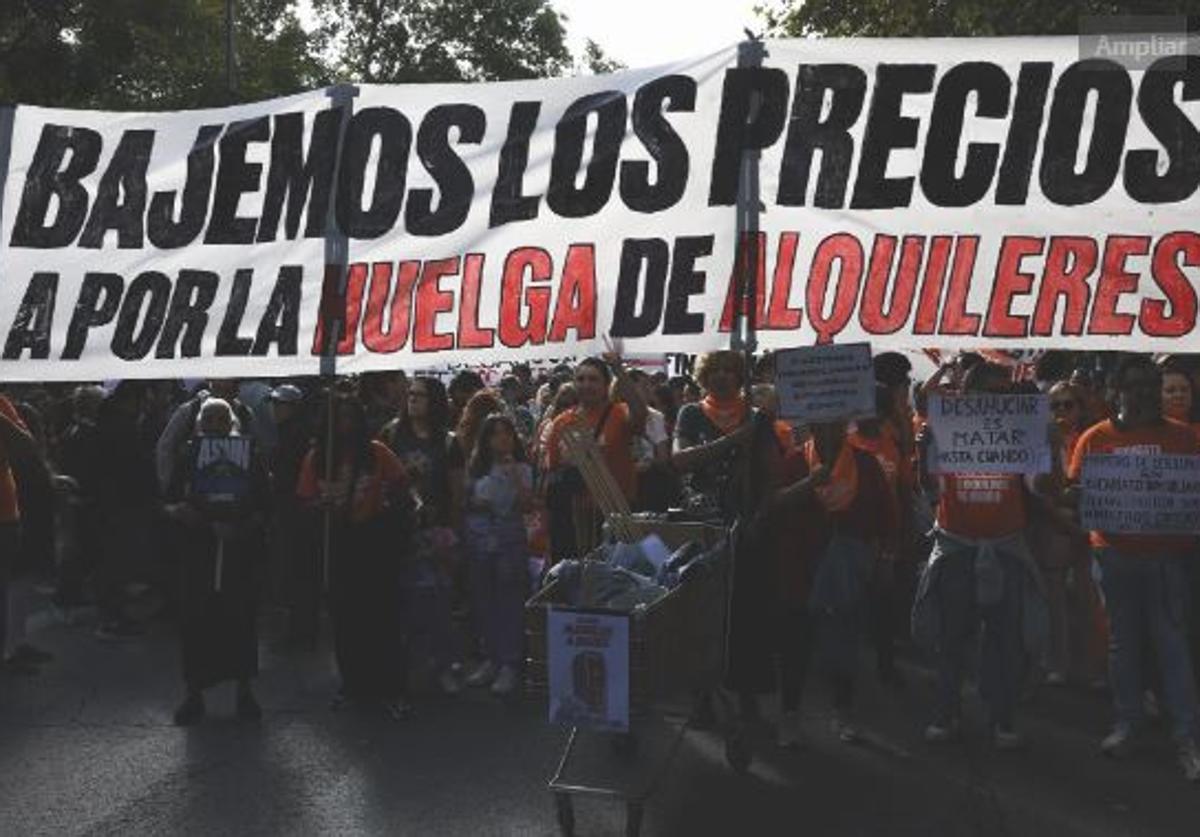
[547,609,630,732]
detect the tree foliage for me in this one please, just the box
[579,38,625,75]
[1,0,574,108]
[762,0,1200,38]
[1,0,323,108]
[311,0,571,83]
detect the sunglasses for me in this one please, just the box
[1050,400,1078,410]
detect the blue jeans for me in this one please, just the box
[1093,548,1197,740]
[932,546,1024,728]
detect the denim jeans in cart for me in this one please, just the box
[1093,548,1198,742]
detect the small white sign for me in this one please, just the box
[1080,453,1200,533]
[547,609,630,731]
[928,393,1051,475]
[775,343,875,423]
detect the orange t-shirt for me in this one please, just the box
[1068,418,1199,554]
[0,395,28,523]
[772,420,796,456]
[546,402,637,502]
[297,440,409,523]
[936,473,1027,540]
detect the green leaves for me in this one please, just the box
[1,0,573,108]
[762,0,1200,38]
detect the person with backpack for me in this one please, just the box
[166,399,269,726]
[156,380,256,494]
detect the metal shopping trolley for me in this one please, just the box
[525,518,749,837]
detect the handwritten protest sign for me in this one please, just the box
[1080,453,1200,534]
[776,343,875,423]
[928,393,1051,475]
[547,609,629,732]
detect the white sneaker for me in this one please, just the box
[993,727,1026,751]
[466,660,496,687]
[438,668,462,695]
[490,665,518,695]
[924,718,960,743]
[832,714,859,744]
[777,711,803,749]
[1176,738,1200,782]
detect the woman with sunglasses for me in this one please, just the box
[1037,381,1098,687]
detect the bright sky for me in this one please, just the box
[553,0,767,69]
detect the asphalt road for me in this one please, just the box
[2,600,1200,837]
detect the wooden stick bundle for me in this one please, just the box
[560,421,636,546]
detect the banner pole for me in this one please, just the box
[0,105,15,259]
[732,36,764,389]
[319,83,359,638]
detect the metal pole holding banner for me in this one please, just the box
[727,34,765,688]
[319,83,359,631]
[731,34,765,370]
[0,105,16,260]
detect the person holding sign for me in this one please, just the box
[1067,355,1200,781]
[915,362,1049,751]
[165,399,268,726]
[778,418,894,744]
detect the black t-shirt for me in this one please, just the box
[673,404,777,523]
[382,421,464,528]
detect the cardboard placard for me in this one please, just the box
[775,343,875,423]
[547,609,629,731]
[1080,453,1200,534]
[928,393,1051,475]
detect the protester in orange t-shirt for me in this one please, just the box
[0,395,29,525]
[1067,355,1200,778]
[298,395,414,719]
[543,349,647,560]
[849,384,911,689]
[0,394,35,669]
[917,361,1046,750]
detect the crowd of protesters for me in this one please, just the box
[2,346,1200,781]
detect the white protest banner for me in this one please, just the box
[775,342,874,423]
[3,37,1200,381]
[928,393,1051,475]
[1080,453,1200,534]
[547,609,629,732]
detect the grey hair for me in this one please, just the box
[195,397,241,435]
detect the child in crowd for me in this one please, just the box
[463,414,535,695]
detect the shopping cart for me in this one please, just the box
[525,518,749,837]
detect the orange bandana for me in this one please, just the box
[700,394,748,436]
[803,437,859,513]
